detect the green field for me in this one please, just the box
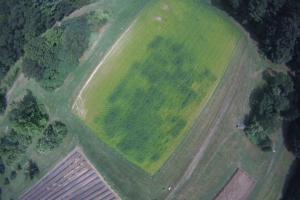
[0,0,293,199]
[78,0,241,173]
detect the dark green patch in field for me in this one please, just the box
[98,36,216,164]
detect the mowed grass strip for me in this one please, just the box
[80,0,242,174]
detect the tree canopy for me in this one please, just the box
[37,121,68,153]
[22,17,90,90]
[244,71,294,150]
[25,160,39,180]
[0,90,7,114]
[218,0,300,64]
[0,129,32,164]
[0,0,89,81]
[9,90,49,133]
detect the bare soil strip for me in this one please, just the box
[55,2,101,27]
[215,169,256,200]
[20,147,120,200]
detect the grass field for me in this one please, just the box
[77,0,241,174]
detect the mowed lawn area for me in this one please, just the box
[79,0,242,174]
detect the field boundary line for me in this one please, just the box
[72,18,138,113]
[76,147,122,200]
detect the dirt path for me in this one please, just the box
[6,73,26,101]
[54,2,100,27]
[80,25,108,63]
[72,18,137,115]
[166,38,249,200]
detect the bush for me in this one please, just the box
[10,171,17,180]
[4,177,9,185]
[9,90,49,133]
[0,157,5,174]
[0,89,7,114]
[87,9,110,31]
[17,163,22,170]
[25,160,39,180]
[36,121,68,152]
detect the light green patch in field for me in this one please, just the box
[81,0,241,174]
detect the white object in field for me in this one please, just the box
[236,123,246,130]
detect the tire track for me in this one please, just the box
[166,38,249,200]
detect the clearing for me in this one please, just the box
[73,0,242,174]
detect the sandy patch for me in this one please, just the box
[155,16,163,22]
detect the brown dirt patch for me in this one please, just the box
[215,169,256,200]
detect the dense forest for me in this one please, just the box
[0,0,90,113]
[215,0,300,199]
[0,0,89,79]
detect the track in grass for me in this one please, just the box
[74,0,242,174]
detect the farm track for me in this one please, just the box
[72,18,137,116]
[20,148,120,200]
[166,37,249,199]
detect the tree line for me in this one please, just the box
[214,0,300,199]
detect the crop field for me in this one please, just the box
[20,148,119,200]
[74,0,241,174]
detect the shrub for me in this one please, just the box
[25,160,39,180]
[4,177,9,185]
[9,90,49,133]
[10,171,17,180]
[0,157,5,174]
[36,121,68,152]
[0,89,7,114]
